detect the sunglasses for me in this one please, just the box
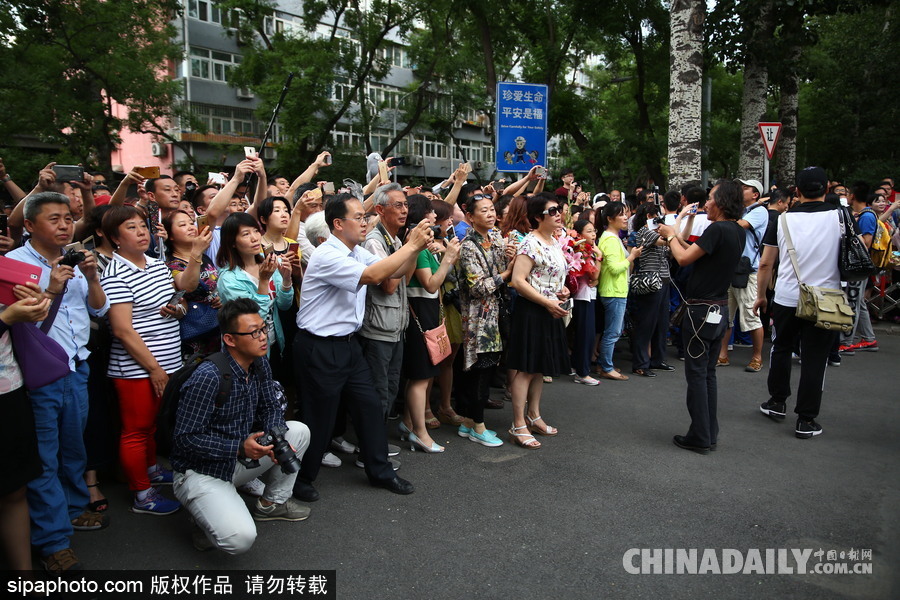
[542,206,562,216]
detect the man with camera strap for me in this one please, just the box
[171,298,311,554]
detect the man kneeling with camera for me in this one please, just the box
[171,298,311,554]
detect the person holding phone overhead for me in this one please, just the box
[215,212,294,363]
[99,205,184,517]
[162,209,219,355]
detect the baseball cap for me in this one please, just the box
[737,179,764,196]
[796,166,828,198]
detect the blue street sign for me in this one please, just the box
[495,82,549,173]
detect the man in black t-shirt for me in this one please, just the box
[658,181,746,454]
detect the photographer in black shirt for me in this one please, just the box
[658,180,746,454]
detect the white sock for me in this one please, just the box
[136,488,151,502]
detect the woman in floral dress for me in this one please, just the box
[457,195,515,447]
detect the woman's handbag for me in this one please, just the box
[10,294,71,390]
[409,303,451,365]
[629,270,663,295]
[780,214,854,333]
[179,301,219,341]
[838,207,877,282]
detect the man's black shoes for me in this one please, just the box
[293,480,320,503]
[673,435,710,455]
[651,362,676,372]
[372,476,415,495]
[759,400,786,421]
[795,418,823,439]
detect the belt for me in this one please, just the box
[299,329,356,341]
[74,357,87,368]
[686,298,728,306]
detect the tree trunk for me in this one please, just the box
[737,0,774,182]
[774,43,802,187]
[667,0,705,190]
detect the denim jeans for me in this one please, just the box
[599,297,627,373]
[26,362,90,555]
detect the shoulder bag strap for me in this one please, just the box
[779,213,804,284]
[39,292,65,334]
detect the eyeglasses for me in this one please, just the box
[387,201,409,209]
[542,206,562,216]
[471,194,487,200]
[228,326,268,340]
[341,215,372,224]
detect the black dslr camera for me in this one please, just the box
[240,425,300,474]
[59,248,86,267]
[652,216,665,226]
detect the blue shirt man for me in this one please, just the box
[7,191,109,572]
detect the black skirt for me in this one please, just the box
[1,386,42,495]
[403,296,441,380]
[506,296,571,376]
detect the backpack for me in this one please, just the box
[862,208,892,269]
[156,351,234,458]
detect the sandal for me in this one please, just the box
[86,483,108,513]
[424,414,441,429]
[71,510,109,531]
[437,409,464,426]
[509,425,541,450]
[509,425,541,449]
[527,414,558,437]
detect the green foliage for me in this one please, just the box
[797,3,900,183]
[0,0,185,172]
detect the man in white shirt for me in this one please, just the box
[292,195,433,502]
[754,167,840,439]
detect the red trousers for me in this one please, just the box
[112,378,160,492]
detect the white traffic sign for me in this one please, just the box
[758,122,782,160]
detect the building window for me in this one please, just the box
[186,102,262,137]
[188,0,232,26]
[423,139,448,159]
[189,46,241,83]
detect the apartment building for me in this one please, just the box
[120,0,496,181]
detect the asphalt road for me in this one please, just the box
[65,329,899,600]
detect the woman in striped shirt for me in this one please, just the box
[100,206,183,516]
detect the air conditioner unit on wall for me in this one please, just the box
[236,87,254,100]
[453,120,464,129]
[150,142,166,157]
[473,161,484,170]
[412,156,424,167]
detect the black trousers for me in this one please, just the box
[630,280,670,370]
[293,331,394,488]
[456,365,494,424]
[768,303,833,420]
[681,304,727,447]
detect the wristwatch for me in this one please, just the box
[1,175,10,182]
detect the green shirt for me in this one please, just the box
[408,249,440,298]
[597,231,630,298]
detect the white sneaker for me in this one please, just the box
[574,375,600,386]
[321,452,342,468]
[330,437,357,454]
[238,478,265,498]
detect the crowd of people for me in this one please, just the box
[0,152,897,571]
